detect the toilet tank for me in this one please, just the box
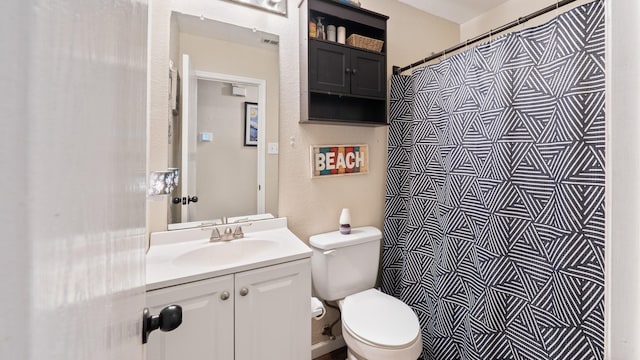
[309,226,382,301]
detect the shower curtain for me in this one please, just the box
[381,1,605,359]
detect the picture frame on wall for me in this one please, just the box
[228,0,287,16]
[244,102,258,146]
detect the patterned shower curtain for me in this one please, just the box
[381,2,605,359]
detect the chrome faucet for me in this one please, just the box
[208,226,234,242]
[206,217,252,242]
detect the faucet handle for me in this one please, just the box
[233,225,244,239]
[209,228,221,242]
[233,222,253,239]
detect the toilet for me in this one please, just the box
[310,226,422,360]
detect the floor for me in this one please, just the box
[313,346,347,360]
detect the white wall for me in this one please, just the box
[460,0,592,41]
[608,0,640,358]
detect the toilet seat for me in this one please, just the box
[341,289,421,348]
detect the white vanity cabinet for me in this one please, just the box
[235,259,311,360]
[146,274,234,359]
[146,259,311,360]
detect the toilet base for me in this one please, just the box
[346,348,362,360]
[342,325,422,360]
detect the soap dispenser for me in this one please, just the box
[316,17,326,40]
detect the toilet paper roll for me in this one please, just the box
[311,297,326,320]
[327,25,336,42]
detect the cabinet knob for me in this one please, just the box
[345,68,351,73]
[220,291,230,301]
[352,68,358,75]
[239,287,249,296]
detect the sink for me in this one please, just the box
[146,218,313,290]
[172,239,280,268]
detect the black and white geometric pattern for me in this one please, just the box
[381,2,605,359]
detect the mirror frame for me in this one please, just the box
[148,0,294,235]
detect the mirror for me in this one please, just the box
[167,12,280,230]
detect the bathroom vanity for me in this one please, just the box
[145,218,312,359]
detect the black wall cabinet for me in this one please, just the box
[300,0,388,126]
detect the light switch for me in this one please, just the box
[199,132,213,142]
[268,142,279,154]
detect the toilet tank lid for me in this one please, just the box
[309,226,382,250]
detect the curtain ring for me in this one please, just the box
[517,17,524,33]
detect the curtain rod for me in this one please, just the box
[392,0,580,75]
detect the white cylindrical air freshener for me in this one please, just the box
[339,208,351,234]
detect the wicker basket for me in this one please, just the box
[346,34,384,52]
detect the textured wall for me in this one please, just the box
[147,0,459,349]
[460,0,593,41]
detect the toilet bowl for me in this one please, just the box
[339,289,422,360]
[309,227,422,359]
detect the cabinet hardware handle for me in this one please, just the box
[352,68,358,74]
[239,287,249,296]
[220,291,230,301]
[173,196,199,205]
[142,305,183,344]
[345,68,351,73]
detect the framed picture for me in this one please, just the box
[228,0,287,16]
[244,102,258,146]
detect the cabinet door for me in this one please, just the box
[146,275,234,360]
[350,48,386,98]
[235,259,311,360]
[309,41,350,94]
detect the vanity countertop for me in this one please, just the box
[146,218,312,291]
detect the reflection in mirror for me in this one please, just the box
[167,13,279,230]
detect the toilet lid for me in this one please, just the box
[342,289,420,348]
